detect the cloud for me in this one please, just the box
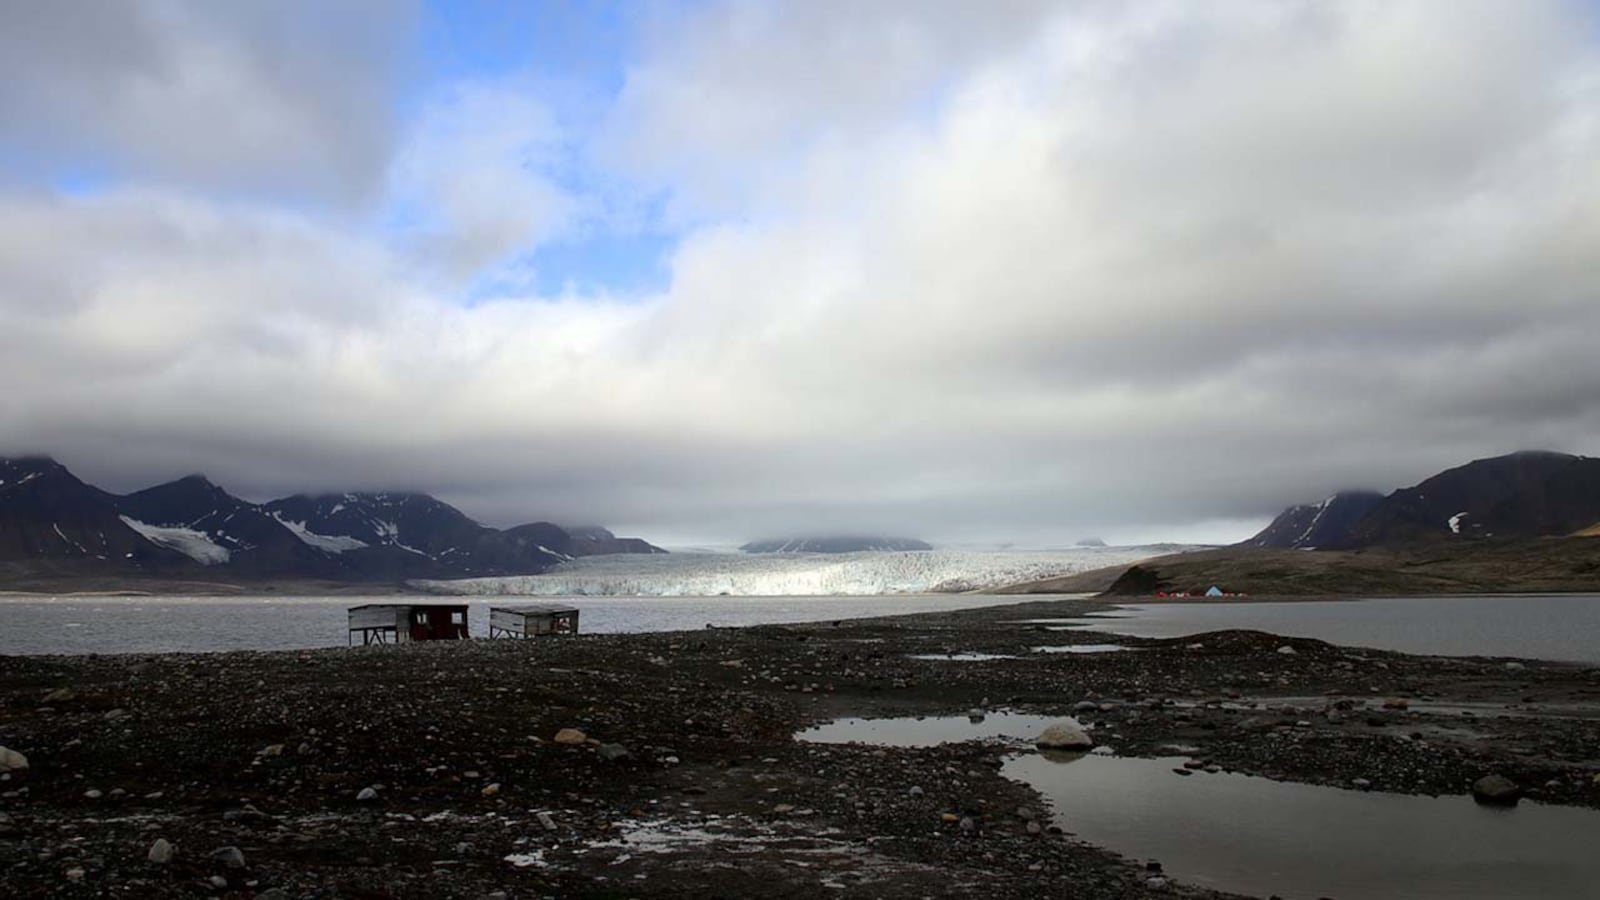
[1,1,1599,545]
[0,0,415,202]
[387,80,587,279]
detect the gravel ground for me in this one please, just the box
[1,595,1597,898]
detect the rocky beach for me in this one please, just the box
[1,595,1598,899]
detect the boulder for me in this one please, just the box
[1472,774,1521,805]
[1035,722,1094,751]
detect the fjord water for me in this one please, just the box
[0,593,1043,656]
[1071,594,1600,664]
[1006,753,1600,900]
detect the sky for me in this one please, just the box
[1,0,1598,547]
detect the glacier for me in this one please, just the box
[416,547,1170,597]
[118,515,231,565]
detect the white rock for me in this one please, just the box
[1276,645,1298,655]
[0,747,28,773]
[1035,722,1095,751]
[356,787,379,802]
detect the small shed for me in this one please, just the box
[489,604,580,638]
[348,603,470,645]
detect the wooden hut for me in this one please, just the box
[489,604,580,638]
[348,603,470,645]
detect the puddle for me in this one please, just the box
[797,712,1079,748]
[1004,753,1600,900]
[1031,644,1132,654]
[907,652,1020,661]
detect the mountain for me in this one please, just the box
[0,455,667,586]
[1344,451,1600,546]
[0,458,189,567]
[741,536,933,553]
[561,525,668,557]
[1245,491,1384,549]
[116,475,339,574]
[261,492,564,579]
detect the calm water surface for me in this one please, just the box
[1007,753,1600,900]
[0,594,1043,656]
[1068,594,1600,664]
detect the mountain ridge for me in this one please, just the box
[0,456,665,586]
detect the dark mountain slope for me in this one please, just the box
[1346,451,1600,546]
[116,475,343,574]
[0,458,187,567]
[261,493,564,578]
[1245,491,1384,549]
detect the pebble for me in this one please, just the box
[598,743,631,761]
[210,846,246,869]
[357,787,379,802]
[1276,645,1298,656]
[481,783,501,797]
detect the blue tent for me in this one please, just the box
[1204,585,1224,597]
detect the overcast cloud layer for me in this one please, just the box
[2,0,1598,545]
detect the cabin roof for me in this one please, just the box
[348,602,469,611]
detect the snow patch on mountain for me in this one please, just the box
[118,516,231,565]
[418,547,1169,597]
[271,514,368,553]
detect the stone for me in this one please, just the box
[210,846,246,869]
[42,688,75,704]
[1352,778,1372,789]
[907,785,924,797]
[209,875,228,889]
[480,783,501,797]
[147,838,176,865]
[356,787,379,802]
[597,743,630,762]
[0,747,28,773]
[536,811,557,832]
[1035,722,1094,751]
[553,728,587,745]
[83,789,103,800]
[1276,645,1298,656]
[258,744,285,758]
[1472,774,1521,805]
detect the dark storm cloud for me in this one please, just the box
[1,1,1598,545]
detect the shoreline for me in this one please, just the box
[1,594,1597,897]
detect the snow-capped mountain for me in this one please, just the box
[0,456,666,583]
[117,475,333,570]
[1245,491,1384,550]
[0,457,188,567]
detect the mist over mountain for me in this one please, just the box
[740,536,934,554]
[1248,452,1600,550]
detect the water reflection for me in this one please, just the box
[1005,753,1600,899]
